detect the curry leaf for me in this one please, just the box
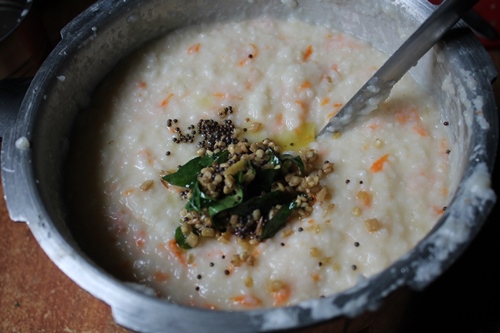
[162,150,229,188]
[268,149,281,166]
[259,200,298,240]
[281,154,305,175]
[208,186,243,217]
[185,182,216,212]
[175,226,192,249]
[252,168,280,193]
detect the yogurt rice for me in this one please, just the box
[66,17,451,310]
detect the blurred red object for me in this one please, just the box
[429,0,499,49]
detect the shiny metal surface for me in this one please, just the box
[318,0,478,136]
[0,0,497,332]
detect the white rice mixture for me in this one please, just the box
[66,18,451,310]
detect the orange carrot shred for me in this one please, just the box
[433,206,445,215]
[231,294,262,308]
[413,125,428,137]
[213,92,226,99]
[123,188,134,196]
[161,93,174,107]
[299,80,312,90]
[327,111,337,119]
[168,239,187,266]
[303,45,313,61]
[187,43,201,54]
[276,113,284,126]
[295,100,305,108]
[370,154,390,173]
[239,43,259,66]
[321,97,330,106]
[154,271,169,282]
[272,285,291,307]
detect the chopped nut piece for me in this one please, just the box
[316,187,329,202]
[365,218,383,232]
[187,253,196,265]
[217,235,230,244]
[231,254,243,267]
[201,228,215,237]
[352,207,362,216]
[140,180,154,191]
[322,162,334,174]
[249,122,263,132]
[268,280,285,292]
[186,233,199,248]
[244,276,254,288]
[309,247,321,257]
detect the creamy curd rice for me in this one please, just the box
[66,17,451,310]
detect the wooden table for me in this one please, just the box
[1,1,499,332]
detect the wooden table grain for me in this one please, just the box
[1,1,499,332]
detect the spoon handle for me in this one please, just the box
[317,0,479,137]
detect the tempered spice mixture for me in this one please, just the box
[162,114,334,248]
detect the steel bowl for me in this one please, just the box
[1,0,497,332]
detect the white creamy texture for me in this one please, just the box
[66,18,451,310]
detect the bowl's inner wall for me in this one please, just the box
[31,0,473,279]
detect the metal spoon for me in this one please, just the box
[317,0,479,137]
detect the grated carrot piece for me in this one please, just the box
[187,43,201,54]
[327,111,337,119]
[123,188,134,196]
[161,93,174,107]
[433,206,445,215]
[276,113,284,126]
[295,100,304,107]
[239,43,259,66]
[413,125,428,137]
[303,45,313,61]
[249,43,259,58]
[327,103,343,119]
[272,284,291,307]
[311,273,320,282]
[320,97,330,106]
[154,271,169,282]
[138,149,155,165]
[231,294,262,308]
[442,187,449,197]
[204,303,218,310]
[213,92,226,99]
[168,239,187,266]
[138,81,147,89]
[299,80,312,90]
[370,154,390,173]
